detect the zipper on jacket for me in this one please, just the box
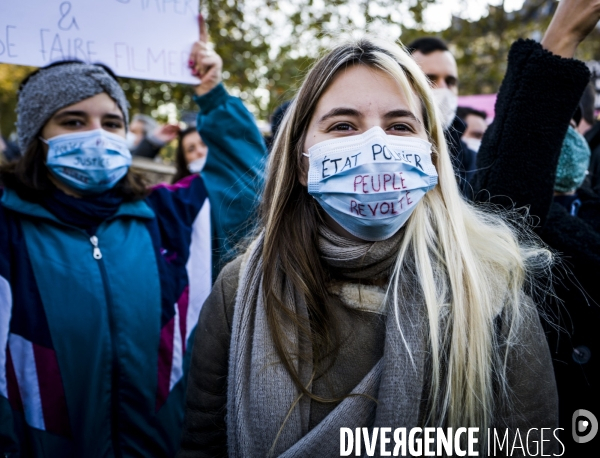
[90,235,123,458]
[90,235,102,260]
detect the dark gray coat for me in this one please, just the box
[179,256,559,457]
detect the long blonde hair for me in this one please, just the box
[259,37,552,433]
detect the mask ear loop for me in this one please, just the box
[302,152,310,157]
[39,137,49,145]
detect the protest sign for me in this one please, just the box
[0,0,199,84]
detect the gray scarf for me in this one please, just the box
[227,227,428,457]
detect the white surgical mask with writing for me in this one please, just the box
[431,87,458,130]
[303,126,438,241]
[42,129,132,194]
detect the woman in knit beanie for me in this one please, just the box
[0,21,266,456]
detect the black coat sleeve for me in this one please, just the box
[445,116,476,198]
[177,258,241,458]
[472,39,590,228]
[131,137,162,159]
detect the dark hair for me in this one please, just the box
[0,139,149,202]
[271,101,292,140]
[1,61,149,201]
[406,37,449,55]
[456,106,487,122]
[171,126,198,183]
[265,100,292,151]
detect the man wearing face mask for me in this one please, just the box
[408,37,477,197]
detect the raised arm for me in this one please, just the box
[541,0,600,59]
[188,16,266,274]
[473,0,599,227]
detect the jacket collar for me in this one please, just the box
[1,187,155,224]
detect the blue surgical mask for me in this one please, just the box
[42,129,132,194]
[304,126,438,241]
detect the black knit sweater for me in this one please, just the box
[473,39,599,457]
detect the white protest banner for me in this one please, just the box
[0,0,200,84]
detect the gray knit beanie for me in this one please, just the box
[16,62,130,152]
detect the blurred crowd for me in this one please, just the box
[1,0,599,457]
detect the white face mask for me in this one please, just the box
[431,87,458,130]
[463,137,481,153]
[125,131,137,150]
[187,156,207,173]
[41,129,131,194]
[303,126,438,241]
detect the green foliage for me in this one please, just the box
[2,0,600,140]
[440,1,555,95]
[0,64,35,137]
[206,0,440,118]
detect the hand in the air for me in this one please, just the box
[189,14,223,96]
[542,0,600,58]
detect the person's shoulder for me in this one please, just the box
[198,256,243,333]
[216,256,244,300]
[149,174,207,197]
[540,201,600,262]
[219,255,243,277]
[577,186,600,203]
[145,174,209,218]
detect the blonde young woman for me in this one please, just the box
[179,37,558,458]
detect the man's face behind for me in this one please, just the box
[411,50,459,95]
